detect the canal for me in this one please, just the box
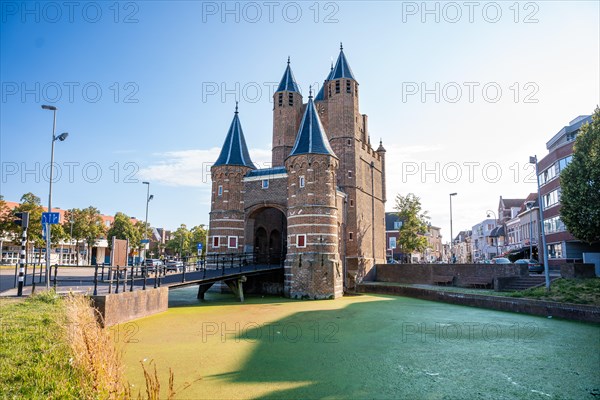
[120,288,600,399]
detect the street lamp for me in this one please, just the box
[449,193,457,263]
[142,182,153,263]
[486,210,499,257]
[42,105,68,289]
[525,201,535,260]
[530,156,550,290]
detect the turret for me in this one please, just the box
[284,89,342,299]
[377,139,386,203]
[272,57,304,167]
[209,103,255,258]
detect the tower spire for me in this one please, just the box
[289,95,336,158]
[276,58,300,93]
[330,43,356,80]
[235,101,238,114]
[214,106,256,168]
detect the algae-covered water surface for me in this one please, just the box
[121,289,600,399]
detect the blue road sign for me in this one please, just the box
[197,243,203,250]
[140,239,150,244]
[41,212,60,224]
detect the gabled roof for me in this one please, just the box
[330,43,356,81]
[214,104,256,169]
[288,91,336,158]
[276,57,300,93]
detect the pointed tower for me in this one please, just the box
[284,89,343,299]
[319,43,386,288]
[272,57,304,167]
[209,103,255,260]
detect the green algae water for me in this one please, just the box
[121,289,600,399]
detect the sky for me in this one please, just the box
[1,1,599,241]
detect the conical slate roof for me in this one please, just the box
[276,57,300,93]
[214,104,256,168]
[288,91,336,158]
[330,43,356,80]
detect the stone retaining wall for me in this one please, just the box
[92,287,169,327]
[357,282,600,323]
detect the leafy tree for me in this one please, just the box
[0,195,13,240]
[106,212,139,249]
[560,106,600,244]
[394,193,429,263]
[64,207,106,264]
[190,225,207,256]
[166,224,191,257]
[13,193,46,249]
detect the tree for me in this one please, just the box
[394,193,429,263]
[13,193,46,249]
[560,106,600,244]
[190,225,207,257]
[106,212,139,249]
[166,224,191,257]
[64,207,106,264]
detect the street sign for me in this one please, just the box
[41,212,60,225]
[197,243,203,250]
[140,239,150,244]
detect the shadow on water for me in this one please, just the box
[161,287,600,399]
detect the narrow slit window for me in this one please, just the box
[262,179,269,189]
[288,93,294,106]
[299,175,305,188]
[218,185,223,196]
[335,80,340,93]
[349,232,354,241]
[346,80,351,93]
[278,93,283,107]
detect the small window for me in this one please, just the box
[348,170,352,178]
[228,236,238,249]
[349,232,353,241]
[346,80,351,93]
[299,175,305,188]
[394,221,402,230]
[350,199,354,207]
[218,185,223,196]
[335,81,340,93]
[262,179,269,189]
[347,139,351,145]
[278,93,283,107]
[328,84,332,97]
[288,93,294,106]
[297,234,306,248]
[212,237,220,248]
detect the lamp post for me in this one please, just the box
[42,105,68,288]
[530,156,550,290]
[525,201,535,259]
[142,182,153,263]
[449,193,457,263]
[69,210,74,265]
[486,210,499,257]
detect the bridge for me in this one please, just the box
[5,252,284,302]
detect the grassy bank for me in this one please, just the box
[0,293,92,398]
[505,278,600,305]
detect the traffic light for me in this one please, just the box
[13,212,29,229]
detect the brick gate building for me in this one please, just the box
[208,45,387,299]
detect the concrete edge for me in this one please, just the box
[357,282,600,324]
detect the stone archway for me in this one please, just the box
[246,206,287,265]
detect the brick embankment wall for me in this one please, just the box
[375,263,527,286]
[91,287,169,327]
[357,282,600,323]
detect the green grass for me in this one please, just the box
[0,292,93,399]
[505,278,600,305]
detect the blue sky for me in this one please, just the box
[1,1,599,241]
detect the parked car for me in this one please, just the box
[515,258,543,274]
[142,259,164,274]
[492,257,511,264]
[166,260,184,272]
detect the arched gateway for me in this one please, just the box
[208,45,387,299]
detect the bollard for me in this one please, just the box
[93,264,98,296]
[108,268,113,294]
[182,262,186,283]
[14,262,18,288]
[153,268,158,289]
[143,268,147,290]
[130,265,134,292]
[115,267,120,294]
[53,265,58,289]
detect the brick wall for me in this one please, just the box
[91,287,168,327]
